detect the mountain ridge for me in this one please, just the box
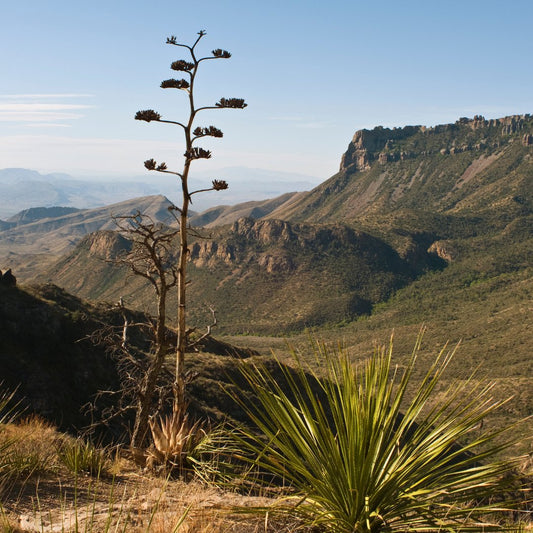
[0,166,320,219]
[339,114,532,174]
[0,195,178,281]
[1,113,531,335]
[266,114,533,236]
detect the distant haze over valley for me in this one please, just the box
[0,167,320,219]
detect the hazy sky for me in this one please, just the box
[1,0,532,184]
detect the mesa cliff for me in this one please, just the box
[340,114,533,173]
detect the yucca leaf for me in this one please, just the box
[231,336,527,532]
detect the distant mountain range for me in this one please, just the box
[0,167,319,219]
[0,195,181,280]
[0,168,161,218]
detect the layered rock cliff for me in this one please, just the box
[340,114,533,173]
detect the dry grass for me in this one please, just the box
[2,477,300,532]
[0,420,303,533]
[0,385,530,532]
[0,415,62,482]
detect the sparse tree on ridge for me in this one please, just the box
[135,31,246,423]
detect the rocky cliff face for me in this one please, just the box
[340,126,421,172]
[340,114,533,173]
[190,240,236,267]
[188,217,424,280]
[231,217,295,245]
[80,230,132,261]
[189,219,298,272]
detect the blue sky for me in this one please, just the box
[1,0,532,185]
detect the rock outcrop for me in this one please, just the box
[188,217,416,281]
[340,126,421,172]
[231,217,295,245]
[189,241,236,267]
[80,231,132,261]
[189,219,297,273]
[428,241,457,263]
[340,114,533,174]
[0,268,16,286]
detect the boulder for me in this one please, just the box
[1,269,16,287]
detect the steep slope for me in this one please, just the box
[39,231,135,300]
[0,283,122,431]
[269,115,532,233]
[0,282,269,436]
[265,115,533,312]
[185,115,531,333]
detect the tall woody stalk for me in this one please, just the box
[135,30,246,416]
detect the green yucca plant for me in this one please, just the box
[58,438,110,477]
[233,337,527,532]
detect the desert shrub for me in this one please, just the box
[58,438,110,477]
[233,337,526,532]
[1,449,50,480]
[147,408,207,474]
[1,415,60,505]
